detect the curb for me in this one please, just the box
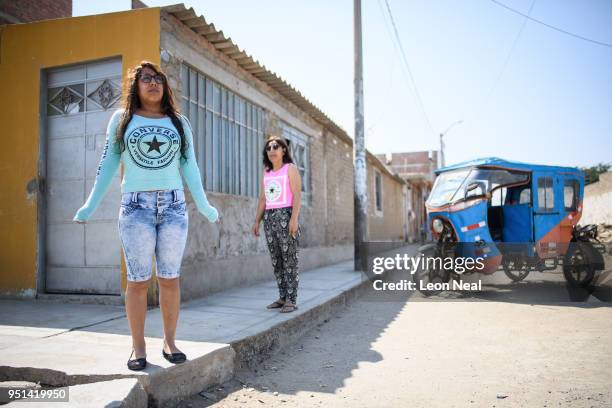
[230,273,369,369]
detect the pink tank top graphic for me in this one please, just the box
[264,163,294,209]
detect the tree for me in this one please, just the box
[580,163,611,186]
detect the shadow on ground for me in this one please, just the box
[181,272,413,406]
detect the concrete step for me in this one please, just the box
[0,335,234,407]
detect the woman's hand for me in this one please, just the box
[289,217,299,238]
[252,222,260,237]
[73,208,89,223]
[73,213,86,224]
[203,206,219,223]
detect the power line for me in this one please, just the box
[480,0,536,116]
[364,0,398,137]
[490,0,612,48]
[382,0,436,136]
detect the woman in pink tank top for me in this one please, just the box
[252,136,302,313]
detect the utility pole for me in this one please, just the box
[353,0,368,271]
[439,120,463,169]
[439,133,445,168]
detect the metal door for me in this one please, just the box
[533,172,562,258]
[44,58,123,294]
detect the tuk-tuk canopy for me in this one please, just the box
[435,157,582,176]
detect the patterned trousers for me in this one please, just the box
[263,207,300,303]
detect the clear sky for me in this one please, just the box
[73,0,611,168]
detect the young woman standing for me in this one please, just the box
[252,136,302,313]
[74,61,219,370]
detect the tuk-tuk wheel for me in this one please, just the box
[563,244,595,288]
[502,258,530,282]
[412,246,451,297]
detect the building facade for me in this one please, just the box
[377,151,439,242]
[0,6,408,302]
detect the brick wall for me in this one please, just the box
[323,132,355,244]
[378,151,438,179]
[0,0,71,24]
[131,0,148,9]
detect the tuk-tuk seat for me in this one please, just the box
[487,206,504,242]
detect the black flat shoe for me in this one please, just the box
[127,350,147,371]
[162,349,187,364]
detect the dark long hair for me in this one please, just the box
[115,61,187,159]
[263,135,294,172]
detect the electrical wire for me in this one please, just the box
[479,0,536,118]
[490,0,612,48]
[382,0,436,136]
[364,0,400,139]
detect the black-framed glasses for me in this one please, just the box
[266,143,281,152]
[140,74,164,84]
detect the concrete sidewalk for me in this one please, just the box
[0,254,391,407]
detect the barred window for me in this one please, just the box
[564,179,579,211]
[180,64,265,197]
[375,170,383,212]
[281,123,310,205]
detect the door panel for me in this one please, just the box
[47,266,120,295]
[559,177,580,250]
[533,173,562,258]
[46,223,84,266]
[85,179,122,221]
[85,223,122,266]
[48,115,85,138]
[46,179,84,223]
[48,136,85,179]
[44,58,122,295]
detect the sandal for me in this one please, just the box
[266,299,285,309]
[127,349,147,371]
[280,303,298,313]
[162,349,187,364]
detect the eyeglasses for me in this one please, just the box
[139,74,164,84]
[266,143,281,152]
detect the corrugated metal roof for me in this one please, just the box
[162,4,403,184]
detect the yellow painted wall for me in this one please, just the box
[0,8,161,296]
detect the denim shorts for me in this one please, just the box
[118,189,188,282]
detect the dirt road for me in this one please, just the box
[177,272,612,408]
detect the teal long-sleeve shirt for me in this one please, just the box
[74,109,219,222]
